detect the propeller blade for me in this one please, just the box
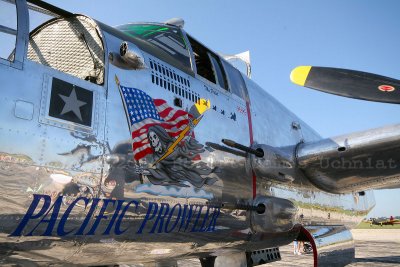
[290,66,400,104]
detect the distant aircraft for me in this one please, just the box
[1,0,400,266]
[369,216,400,226]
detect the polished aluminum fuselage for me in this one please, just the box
[0,1,374,265]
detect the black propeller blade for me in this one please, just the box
[290,66,400,104]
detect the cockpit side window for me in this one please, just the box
[221,60,248,100]
[0,0,17,61]
[117,24,191,70]
[188,35,215,83]
[187,35,228,90]
[28,3,54,32]
[208,52,228,90]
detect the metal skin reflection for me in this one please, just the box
[0,1,386,266]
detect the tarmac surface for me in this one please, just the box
[265,229,400,267]
[179,229,400,266]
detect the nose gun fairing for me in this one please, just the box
[251,195,297,234]
[109,41,146,70]
[251,144,297,183]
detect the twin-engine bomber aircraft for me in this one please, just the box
[1,0,399,266]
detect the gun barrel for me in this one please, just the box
[222,139,264,157]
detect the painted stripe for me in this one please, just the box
[158,108,188,123]
[153,99,167,106]
[133,143,151,153]
[132,117,189,139]
[246,101,254,144]
[134,147,153,160]
[246,101,256,199]
[132,118,189,138]
[300,226,318,267]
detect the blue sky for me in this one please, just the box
[42,1,400,217]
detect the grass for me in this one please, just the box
[356,221,400,229]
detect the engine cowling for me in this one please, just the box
[251,144,296,183]
[251,195,297,233]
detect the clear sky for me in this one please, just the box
[44,0,400,217]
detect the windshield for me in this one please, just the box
[117,24,191,69]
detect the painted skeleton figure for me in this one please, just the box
[145,125,218,188]
[148,130,164,155]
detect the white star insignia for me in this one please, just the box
[59,88,87,121]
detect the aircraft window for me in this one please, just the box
[27,15,105,85]
[0,0,17,61]
[117,24,191,69]
[208,53,228,90]
[187,35,228,90]
[187,35,215,84]
[28,3,54,31]
[221,60,248,99]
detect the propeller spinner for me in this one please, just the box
[290,66,400,104]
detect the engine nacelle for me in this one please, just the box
[251,144,297,183]
[251,195,297,233]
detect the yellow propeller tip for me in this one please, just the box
[290,66,312,86]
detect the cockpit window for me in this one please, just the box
[117,24,191,69]
[208,52,228,90]
[187,35,228,90]
[221,60,247,100]
[0,0,17,61]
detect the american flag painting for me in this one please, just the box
[118,84,192,160]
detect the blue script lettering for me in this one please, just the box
[9,194,52,236]
[136,202,158,234]
[164,204,182,233]
[9,195,221,237]
[114,200,138,235]
[57,197,88,236]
